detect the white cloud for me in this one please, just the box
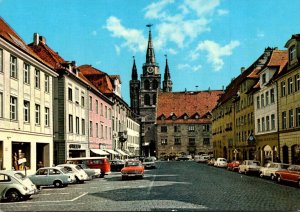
[95,60,102,65]
[114,45,121,55]
[167,48,178,55]
[144,0,174,19]
[177,63,202,72]
[183,0,220,17]
[192,40,240,71]
[217,9,229,16]
[104,16,147,53]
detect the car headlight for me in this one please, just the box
[23,186,28,191]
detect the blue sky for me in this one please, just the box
[1,0,299,103]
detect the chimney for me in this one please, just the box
[39,36,46,44]
[33,33,39,46]
[241,67,245,73]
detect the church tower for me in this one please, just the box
[162,55,172,92]
[129,56,140,115]
[139,24,161,156]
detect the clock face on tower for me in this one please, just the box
[147,67,154,74]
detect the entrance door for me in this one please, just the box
[36,143,49,168]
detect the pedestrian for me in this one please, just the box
[37,161,44,169]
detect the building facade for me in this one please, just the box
[253,50,288,164]
[156,91,222,159]
[276,34,300,165]
[0,18,58,173]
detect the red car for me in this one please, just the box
[121,160,145,180]
[227,160,241,171]
[275,165,300,188]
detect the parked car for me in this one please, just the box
[177,155,192,161]
[214,158,228,168]
[0,170,38,202]
[28,167,76,188]
[195,154,210,163]
[77,164,101,179]
[121,160,145,180]
[207,158,216,166]
[238,160,261,175]
[143,157,156,169]
[227,160,241,171]
[275,165,300,187]
[110,159,125,172]
[259,162,289,180]
[56,164,89,183]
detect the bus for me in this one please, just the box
[66,157,111,178]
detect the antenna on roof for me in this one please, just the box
[195,85,199,91]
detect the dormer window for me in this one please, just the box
[172,115,176,120]
[289,45,296,63]
[262,73,266,84]
[160,115,165,121]
[195,114,199,119]
[184,115,188,120]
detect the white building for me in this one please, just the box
[253,49,288,164]
[0,18,58,174]
[126,116,140,156]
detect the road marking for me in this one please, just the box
[39,193,69,196]
[147,173,156,194]
[0,192,88,205]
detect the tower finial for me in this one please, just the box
[146,24,153,30]
[164,54,167,60]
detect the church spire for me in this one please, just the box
[164,55,171,80]
[131,56,138,80]
[163,54,172,92]
[146,24,155,64]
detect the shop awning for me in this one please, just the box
[103,149,119,155]
[115,149,128,156]
[90,149,109,156]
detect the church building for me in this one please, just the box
[130,25,172,156]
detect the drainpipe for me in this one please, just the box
[275,81,281,162]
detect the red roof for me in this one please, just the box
[0,17,53,69]
[267,50,288,74]
[78,65,114,94]
[156,90,223,124]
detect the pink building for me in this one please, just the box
[79,73,114,152]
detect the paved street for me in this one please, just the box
[1,161,300,211]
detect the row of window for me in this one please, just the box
[89,121,111,140]
[0,94,49,126]
[281,108,300,129]
[160,124,210,133]
[161,138,210,146]
[143,94,156,106]
[235,130,254,143]
[257,114,276,133]
[280,73,300,97]
[236,112,254,127]
[143,79,159,90]
[256,88,275,109]
[0,52,50,92]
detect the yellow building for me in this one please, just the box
[275,34,300,164]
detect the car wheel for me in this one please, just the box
[122,176,126,180]
[100,172,105,178]
[259,172,263,178]
[238,169,242,174]
[277,176,282,184]
[6,189,21,202]
[54,180,63,188]
[271,174,276,181]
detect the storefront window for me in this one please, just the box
[12,142,31,170]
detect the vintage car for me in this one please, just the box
[56,164,89,183]
[214,158,228,168]
[110,159,125,172]
[142,157,156,169]
[227,160,241,171]
[259,162,289,180]
[28,167,76,188]
[275,165,300,187]
[121,160,145,180]
[0,170,38,202]
[238,160,261,175]
[195,154,210,163]
[207,158,216,166]
[77,164,101,179]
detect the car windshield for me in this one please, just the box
[58,167,68,174]
[144,158,153,162]
[252,161,260,166]
[75,165,83,170]
[125,161,141,167]
[78,164,88,169]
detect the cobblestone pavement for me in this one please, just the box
[1,161,300,211]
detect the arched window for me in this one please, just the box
[144,94,150,106]
[153,94,156,105]
[144,80,150,90]
[152,80,158,89]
